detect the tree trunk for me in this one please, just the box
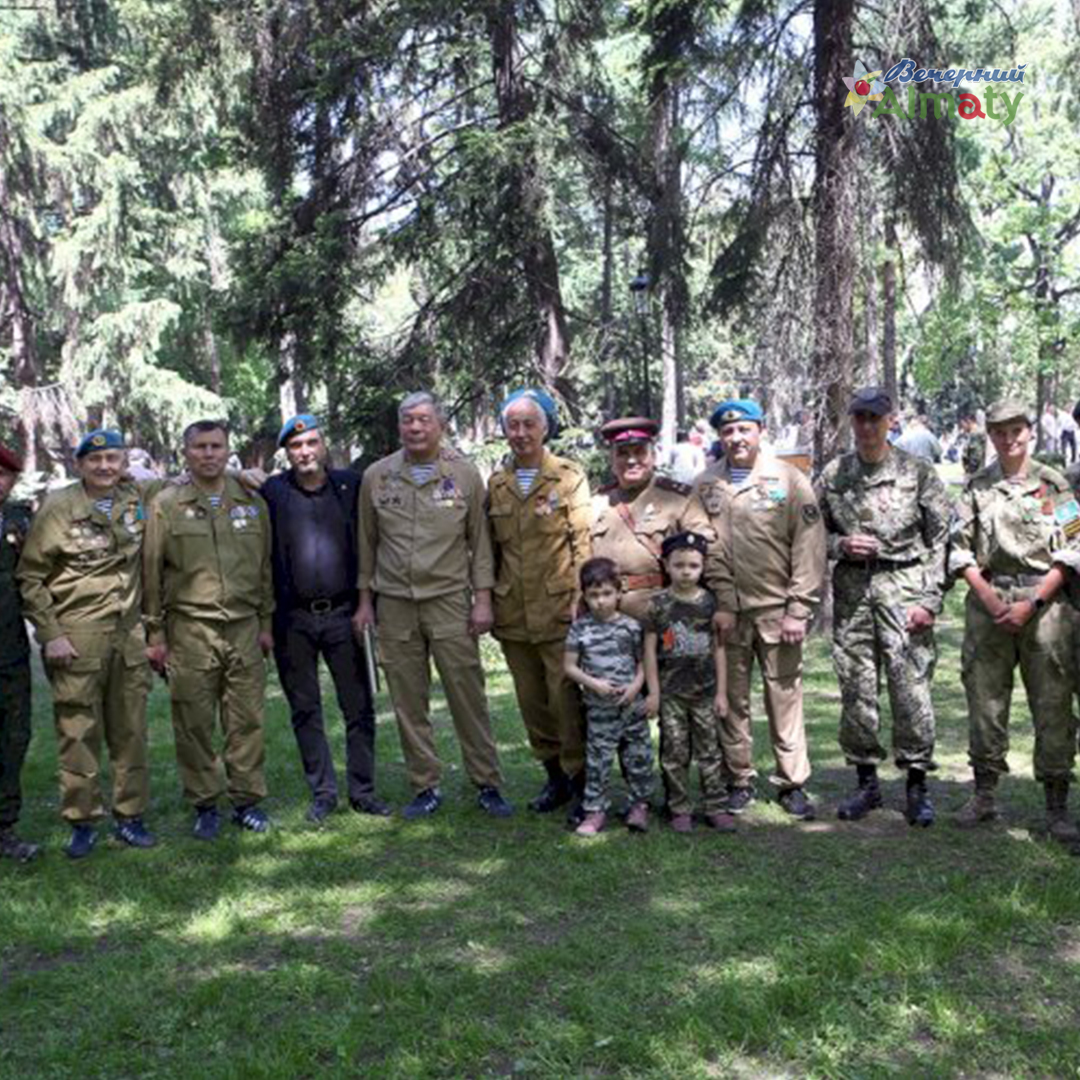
[489,3,571,397]
[881,217,898,405]
[811,0,857,469]
[278,329,306,421]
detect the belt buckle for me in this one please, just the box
[310,599,333,615]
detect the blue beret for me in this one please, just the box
[710,399,764,428]
[279,413,320,448]
[501,389,559,440]
[75,429,124,458]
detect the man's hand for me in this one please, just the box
[44,635,79,669]
[238,467,268,492]
[258,630,274,656]
[840,534,881,559]
[469,594,494,637]
[780,614,807,644]
[713,609,737,645]
[713,691,727,719]
[975,587,1008,621]
[145,642,169,677]
[906,605,936,633]
[994,600,1033,635]
[352,598,376,638]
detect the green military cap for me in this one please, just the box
[985,399,1032,427]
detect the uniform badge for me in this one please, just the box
[803,505,821,524]
[186,508,196,519]
[1056,498,1080,538]
[436,477,459,505]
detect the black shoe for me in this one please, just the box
[724,786,755,815]
[232,805,270,833]
[837,783,883,821]
[528,769,573,813]
[114,817,157,848]
[402,788,442,820]
[193,806,221,841]
[349,794,391,817]
[0,828,41,862]
[65,824,97,860]
[306,798,337,824]
[779,787,816,820]
[477,786,514,818]
[905,785,935,828]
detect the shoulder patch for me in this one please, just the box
[655,475,692,496]
[802,504,821,525]
[1056,498,1080,538]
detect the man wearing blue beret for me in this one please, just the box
[261,414,389,822]
[694,399,826,820]
[18,429,159,857]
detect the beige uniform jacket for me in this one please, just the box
[143,476,273,644]
[590,476,714,586]
[948,460,1079,579]
[359,448,494,600]
[695,454,825,618]
[18,480,152,642]
[488,450,592,642]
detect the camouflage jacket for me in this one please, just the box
[817,447,953,613]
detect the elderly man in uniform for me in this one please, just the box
[590,417,714,623]
[949,399,1080,839]
[262,414,388,824]
[18,429,157,858]
[817,387,953,827]
[695,399,826,820]
[353,391,512,819]
[0,445,40,861]
[488,389,592,815]
[143,420,274,839]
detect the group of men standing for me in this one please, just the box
[1,382,1079,862]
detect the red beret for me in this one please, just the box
[0,444,23,474]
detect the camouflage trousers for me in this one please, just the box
[659,693,726,815]
[832,578,937,771]
[962,587,1076,782]
[581,701,654,813]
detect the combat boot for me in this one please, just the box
[565,770,587,828]
[1043,778,1080,843]
[0,828,41,863]
[904,768,935,828]
[837,764,882,821]
[529,758,573,813]
[955,769,999,827]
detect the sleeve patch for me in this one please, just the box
[1057,498,1080,537]
[802,504,821,525]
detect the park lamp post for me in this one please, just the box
[629,272,652,418]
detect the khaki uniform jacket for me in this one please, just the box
[948,460,1080,580]
[359,447,494,600]
[143,476,273,644]
[817,446,953,614]
[18,481,150,642]
[695,453,825,618]
[488,450,592,642]
[590,475,713,586]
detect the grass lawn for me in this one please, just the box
[4,594,1080,1079]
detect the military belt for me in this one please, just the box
[622,573,664,591]
[293,593,353,615]
[983,570,1047,589]
[837,558,921,573]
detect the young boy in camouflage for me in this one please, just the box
[643,532,734,833]
[563,557,653,836]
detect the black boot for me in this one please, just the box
[529,758,573,813]
[565,770,587,828]
[904,768,935,828]
[837,764,882,821]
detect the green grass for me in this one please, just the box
[4,595,1080,1078]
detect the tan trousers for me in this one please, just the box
[500,637,585,777]
[377,591,502,792]
[167,614,268,807]
[48,622,150,823]
[722,608,810,789]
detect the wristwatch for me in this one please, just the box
[1029,596,1047,612]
